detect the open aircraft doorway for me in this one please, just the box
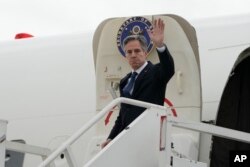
[210,47,250,167]
[92,14,202,161]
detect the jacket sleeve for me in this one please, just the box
[107,80,125,140]
[108,110,122,139]
[156,44,175,83]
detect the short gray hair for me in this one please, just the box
[122,35,148,52]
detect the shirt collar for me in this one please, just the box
[132,61,148,75]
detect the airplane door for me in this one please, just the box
[93,14,202,160]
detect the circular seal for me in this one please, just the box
[117,16,153,57]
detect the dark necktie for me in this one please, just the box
[123,72,138,97]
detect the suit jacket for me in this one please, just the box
[108,45,175,139]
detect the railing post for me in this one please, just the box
[0,119,8,167]
[158,116,173,167]
[165,119,173,167]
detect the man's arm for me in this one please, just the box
[107,112,122,140]
[148,18,175,82]
[157,45,175,83]
[101,109,122,148]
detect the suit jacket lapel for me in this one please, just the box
[132,61,153,95]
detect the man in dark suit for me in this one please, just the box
[101,18,174,148]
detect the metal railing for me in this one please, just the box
[0,119,7,167]
[6,141,55,167]
[160,117,250,167]
[1,119,55,167]
[37,97,171,167]
[37,97,250,167]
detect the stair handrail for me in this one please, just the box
[37,97,170,167]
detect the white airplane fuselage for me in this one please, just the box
[0,5,250,167]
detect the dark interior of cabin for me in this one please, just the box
[210,55,250,167]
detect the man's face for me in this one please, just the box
[124,40,147,70]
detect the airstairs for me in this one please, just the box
[1,98,250,167]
